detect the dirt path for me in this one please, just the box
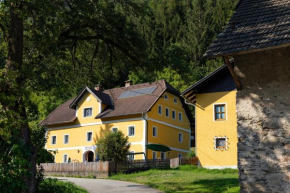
[51,177,162,193]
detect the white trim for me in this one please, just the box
[178,132,183,143]
[99,102,102,114]
[76,106,78,117]
[128,125,135,137]
[63,154,68,163]
[47,117,143,131]
[178,112,183,122]
[213,103,227,121]
[158,105,162,115]
[83,107,93,118]
[111,127,118,132]
[147,118,190,133]
[165,107,169,117]
[51,135,57,145]
[152,126,158,137]
[86,131,93,142]
[63,134,69,144]
[131,141,143,145]
[172,110,176,120]
[47,145,96,151]
[83,150,95,162]
[204,165,238,169]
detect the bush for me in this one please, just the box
[37,178,87,193]
[186,148,196,158]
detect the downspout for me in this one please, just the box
[142,113,148,160]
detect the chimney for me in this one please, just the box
[94,84,103,91]
[125,80,132,87]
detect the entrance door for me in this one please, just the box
[85,151,94,162]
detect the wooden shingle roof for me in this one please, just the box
[204,0,290,58]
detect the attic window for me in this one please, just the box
[174,98,178,104]
[84,108,92,117]
[164,94,168,100]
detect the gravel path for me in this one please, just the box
[50,177,162,193]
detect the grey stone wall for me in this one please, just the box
[234,46,290,193]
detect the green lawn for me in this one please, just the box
[109,165,239,193]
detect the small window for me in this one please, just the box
[174,98,178,104]
[153,126,157,137]
[64,135,69,144]
[112,127,118,132]
[215,137,227,150]
[128,151,134,161]
[84,107,92,117]
[158,105,162,115]
[178,154,182,159]
[165,108,169,117]
[214,104,226,120]
[178,133,183,143]
[178,112,182,122]
[152,151,157,160]
[161,152,166,160]
[164,94,168,100]
[128,126,135,136]
[172,110,176,119]
[51,136,56,145]
[87,132,92,141]
[63,154,68,163]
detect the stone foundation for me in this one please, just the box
[234,46,290,192]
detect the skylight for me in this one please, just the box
[118,86,157,99]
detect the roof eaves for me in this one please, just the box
[41,118,77,127]
[181,65,227,95]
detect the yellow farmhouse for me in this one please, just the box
[41,80,194,163]
[181,65,238,169]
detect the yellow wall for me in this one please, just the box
[195,91,237,168]
[147,92,191,158]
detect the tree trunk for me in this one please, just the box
[3,3,37,193]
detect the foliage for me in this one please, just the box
[96,131,130,162]
[37,178,88,193]
[110,165,239,193]
[186,148,196,158]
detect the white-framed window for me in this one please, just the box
[87,132,92,142]
[164,94,168,100]
[152,151,157,160]
[178,112,182,122]
[178,133,183,143]
[128,151,134,161]
[128,126,135,136]
[178,154,182,159]
[174,98,178,104]
[172,110,176,119]
[63,154,68,163]
[153,126,158,137]
[165,107,169,117]
[51,136,57,145]
[214,137,228,150]
[112,127,118,132]
[64,134,69,144]
[161,152,166,160]
[158,105,162,115]
[83,107,92,117]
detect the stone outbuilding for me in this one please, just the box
[204,0,290,192]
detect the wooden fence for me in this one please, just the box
[41,162,110,178]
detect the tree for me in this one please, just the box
[96,131,130,163]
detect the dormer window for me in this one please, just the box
[84,107,92,117]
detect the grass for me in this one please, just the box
[38,178,88,193]
[109,165,239,193]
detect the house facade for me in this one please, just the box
[181,65,238,169]
[41,80,194,163]
[204,0,290,192]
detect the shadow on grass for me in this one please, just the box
[192,178,239,192]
